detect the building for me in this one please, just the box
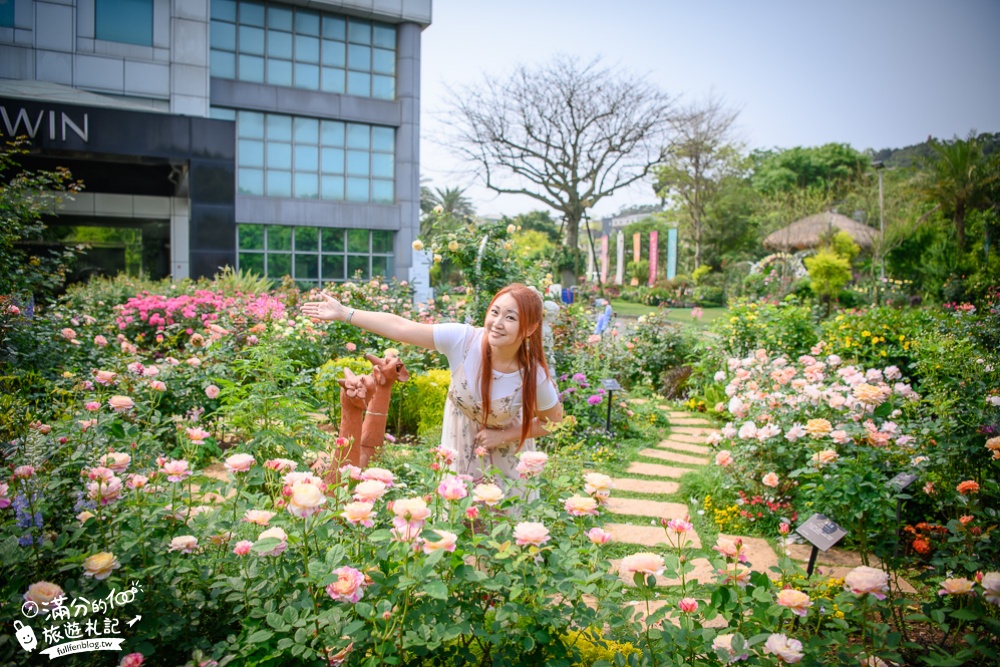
[0,0,431,288]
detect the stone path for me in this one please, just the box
[604,406,915,626]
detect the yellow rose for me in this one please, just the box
[82,552,120,580]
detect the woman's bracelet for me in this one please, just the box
[346,307,355,324]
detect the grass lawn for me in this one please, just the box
[610,300,728,329]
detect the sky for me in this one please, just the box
[418,0,1000,219]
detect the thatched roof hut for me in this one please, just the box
[763,212,878,251]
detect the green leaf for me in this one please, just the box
[266,612,286,630]
[246,630,273,643]
[423,580,448,600]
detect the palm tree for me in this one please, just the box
[420,186,476,239]
[922,132,999,252]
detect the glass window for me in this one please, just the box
[95,0,153,46]
[372,179,393,203]
[239,139,265,167]
[267,225,292,250]
[322,40,346,67]
[321,148,344,174]
[321,228,344,253]
[267,4,292,31]
[321,120,345,147]
[346,123,370,150]
[371,126,394,152]
[239,0,265,26]
[322,15,346,40]
[268,252,291,279]
[295,35,320,63]
[266,114,292,141]
[210,107,237,121]
[347,44,371,71]
[321,175,344,200]
[321,68,345,94]
[294,63,319,89]
[294,254,319,280]
[212,21,237,50]
[238,111,265,138]
[372,230,393,253]
[347,255,369,280]
[267,59,293,86]
[371,153,393,179]
[294,145,318,171]
[267,30,292,58]
[239,25,265,54]
[347,20,370,45]
[266,142,291,169]
[238,168,264,195]
[238,54,265,82]
[211,51,237,79]
[293,172,318,199]
[239,252,265,275]
[293,117,319,144]
[347,71,370,97]
[295,227,319,252]
[266,170,292,197]
[346,177,369,202]
[372,23,395,49]
[372,75,394,100]
[295,9,320,36]
[322,255,344,281]
[346,150,369,177]
[238,224,265,250]
[347,229,369,253]
[372,48,395,75]
[212,0,237,22]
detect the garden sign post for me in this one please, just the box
[601,378,622,433]
[795,513,848,577]
[888,472,918,558]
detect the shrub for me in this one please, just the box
[820,306,941,376]
[399,368,451,437]
[712,298,819,358]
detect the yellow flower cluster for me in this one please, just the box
[704,494,742,531]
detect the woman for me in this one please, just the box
[301,284,563,484]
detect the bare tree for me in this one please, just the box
[654,95,742,269]
[447,55,676,285]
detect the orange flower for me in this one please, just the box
[912,537,931,555]
[956,480,980,495]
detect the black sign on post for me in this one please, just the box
[795,513,848,577]
[888,471,917,557]
[887,472,917,492]
[600,379,622,433]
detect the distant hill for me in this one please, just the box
[872,132,1000,168]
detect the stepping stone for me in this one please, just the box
[611,477,680,495]
[606,522,702,549]
[639,448,709,466]
[784,543,916,594]
[627,398,648,405]
[605,497,690,520]
[670,418,714,427]
[719,534,780,574]
[657,439,712,455]
[626,462,692,479]
[667,432,715,445]
[202,462,231,483]
[612,557,716,587]
[671,425,718,437]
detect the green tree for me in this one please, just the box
[805,231,859,314]
[0,138,83,300]
[419,185,476,239]
[653,95,742,269]
[921,131,1000,252]
[506,210,560,244]
[750,143,869,196]
[447,55,675,286]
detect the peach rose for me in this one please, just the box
[326,566,366,603]
[844,566,889,599]
[243,509,276,526]
[712,634,748,663]
[342,501,375,527]
[763,633,804,663]
[24,581,64,611]
[564,495,599,517]
[956,480,980,495]
[762,472,780,488]
[392,497,431,523]
[224,453,255,473]
[83,552,121,580]
[422,529,458,554]
[715,450,734,467]
[437,476,468,501]
[587,527,612,545]
[713,537,747,562]
[981,572,1000,605]
[986,436,1000,460]
[472,483,504,506]
[938,577,974,596]
[287,482,327,518]
[149,380,167,392]
[265,458,298,472]
[168,535,199,554]
[853,383,885,406]
[94,370,118,385]
[108,395,134,412]
[360,467,395,487]
[515,451,548,477]
[186,427,211,442]
[232,540,252,556]
[804,418,832,437]
[513,521,551,547]
[811,449,839,467]
[353,480,388,503]
[87,476,123,505]
[161,459,192,482]
[583,472,613,499]
[776,589,812,617]
[619,552,664,577]
[256,527,288,556]
[103,452,131,473]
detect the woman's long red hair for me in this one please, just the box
[479,284,551,450]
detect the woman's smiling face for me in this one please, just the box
[484,293,522,349]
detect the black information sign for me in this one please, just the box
[795,513,847,552]
[601,378,623,391]
[887,472,918,492]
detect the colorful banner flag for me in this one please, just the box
[667,228,678,279]
[649,231,658,286]
[600,235,609,283]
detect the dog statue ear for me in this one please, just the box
[372,365,386,386]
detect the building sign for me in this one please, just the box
[0,106,88,143]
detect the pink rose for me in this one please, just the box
[515,451,548,477]
[345,342,357,352]
[61,327,77,340]
[108,395,134,412]
[437,476,468,501]
[326,566,366,603]
[715,450,734,467]
[564,495,599,517]
[87,476,123,505]
[256,527,288,557]
[763,634,804,663]
[619,552,664,577]
[678,597,698,613]
[762,472,780,488]
[14,465,36,479]
[119,652,145,667]
[168,535,199,554]
[587,527,612,545]
[149,380,167,392]
[126,474,148,490]
[513,521,551,547]
[713,537,747,562]
[981,572,1000,605]
[204,385,220,399]
[392,497,431,523]
[94,370,118,385]
[160,459,192,483]
[232,540,252,556]
[360,467,395,487]
[776,589,812,617]
[224,453,255,473]
[844,566,889,599]
[353,480,388,503]
[266,458,298,472]
[421,529,458,554]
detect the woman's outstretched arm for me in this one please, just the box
[300,292,437,350]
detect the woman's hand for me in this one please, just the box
[301,292,348,322]
[474,426,514,452]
